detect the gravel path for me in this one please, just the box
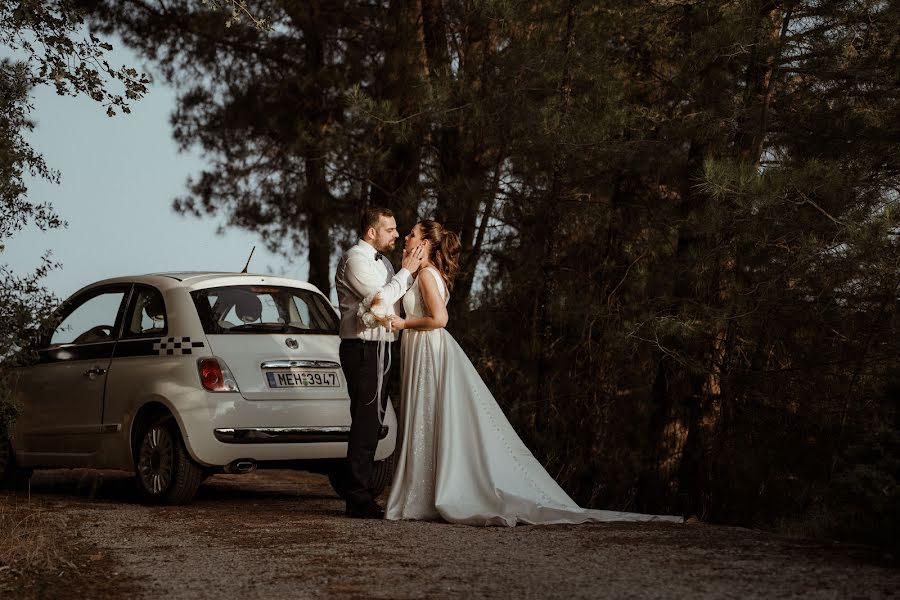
[7,469,898,599]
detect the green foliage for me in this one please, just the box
[0,60,61,243]
[0,258,58,436]
[1,1,147,432]
[1,1,148,115]
[794,376,900,551]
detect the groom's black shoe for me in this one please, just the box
[346,499,385,519]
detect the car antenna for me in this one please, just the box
[240,246,255,273]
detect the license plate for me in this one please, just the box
[266,371,338,388]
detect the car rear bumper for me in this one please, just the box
[213,425,389,444]
[170,391,398,466]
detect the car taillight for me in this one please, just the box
[197,358,239,392]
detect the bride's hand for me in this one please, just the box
[390,315,406,331]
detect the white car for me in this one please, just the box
[1,272,397,503]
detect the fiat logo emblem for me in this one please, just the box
[285,338,299,349]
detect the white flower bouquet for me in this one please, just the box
[357,292,393,330]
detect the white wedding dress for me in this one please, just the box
[385,267,682,526]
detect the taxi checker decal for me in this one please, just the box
[153,337,206,356]
[110,337,207,359]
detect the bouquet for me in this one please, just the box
[357,292,393,330]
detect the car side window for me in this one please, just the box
[123,287,167,338]
[50,290,127,346]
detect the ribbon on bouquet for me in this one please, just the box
[357,291,393,424]
[369,327,392,425]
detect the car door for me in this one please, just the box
[103,284,170,440]
[14,284,130,464]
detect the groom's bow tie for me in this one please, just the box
[374,252,384,263]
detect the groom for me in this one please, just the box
[333,207,424,518]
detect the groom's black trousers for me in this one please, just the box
[337,338,398,506]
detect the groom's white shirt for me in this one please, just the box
[335,239,414,341]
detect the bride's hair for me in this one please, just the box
[419,220,461,290]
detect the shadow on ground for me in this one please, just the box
[15,468,339,506]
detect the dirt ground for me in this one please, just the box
[2,468,898,599]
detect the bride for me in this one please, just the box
[385,220,681,526]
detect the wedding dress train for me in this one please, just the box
[385,268,682,526]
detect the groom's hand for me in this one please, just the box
[402,244,425,273]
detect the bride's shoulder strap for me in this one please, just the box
[426,266,447,300]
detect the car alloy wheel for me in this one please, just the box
[138,424,175,495]
[134,416,204,504]
[370,452,396,498]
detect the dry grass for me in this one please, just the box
[0,497,78,596]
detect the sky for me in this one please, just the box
[3,35,303,302]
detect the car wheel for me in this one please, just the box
[0,432,32,490]
[370,452,396,498]
[134,417,203,505]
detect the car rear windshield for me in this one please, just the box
[190,285,339,335]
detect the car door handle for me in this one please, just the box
[83,367,108,377]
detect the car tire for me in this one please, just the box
[0,432,32,490]
[370,452,396,499]
[326,452,396,500]
[134,416,203,505]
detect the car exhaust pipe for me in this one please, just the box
[224,459,257,474]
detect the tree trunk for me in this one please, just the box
[305,158,331,296]
[431,8,498,308]
[734,1,790,164]
[534,0,579,428]
[450,137,506,314]
[367,0,430,232]
[283,1,334,295]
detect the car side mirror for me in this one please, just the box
[18,327,51,352]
